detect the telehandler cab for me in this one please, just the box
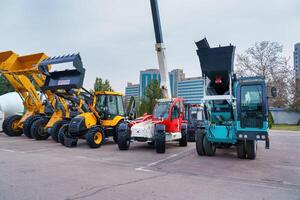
[117,0,188,153]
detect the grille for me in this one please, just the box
[241,116,263,128]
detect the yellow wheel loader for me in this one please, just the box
[30,53,88,142]
[0,51,51,137]
[0,51,81,141]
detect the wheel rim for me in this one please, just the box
[94,132,103,144]
[12,120,19,130]
[38,123,47,136]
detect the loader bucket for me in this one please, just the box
[38,54,85,91]
[0,51,19,70]
[7,53,48,72]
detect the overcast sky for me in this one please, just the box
[0,0,299,92]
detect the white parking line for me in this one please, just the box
[135,149,192,172]
[0,148,15,153]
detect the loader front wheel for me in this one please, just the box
[203,135,216,156]
[4,115,23,137]
[2,117,9,133]
[58,124,68,145]
[61,125,78,148]
[86,127,105,148]
[31,118,50,140]
[50,120,68,142]
[195,129,206,156]
[155,124,166,154]
[23,115,41,138]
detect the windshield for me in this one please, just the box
[241,85,262,111]
[96,95,106,110]
[153,102,171,119]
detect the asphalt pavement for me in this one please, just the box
[0,130,299,200]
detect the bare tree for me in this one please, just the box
[236,41,295,107]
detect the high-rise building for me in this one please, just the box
[169,69,185,97]
[177,77,204,104]
[127,68,204,105]
[125,82,140,108]
[139,69,161,99]
[294,43,300,89]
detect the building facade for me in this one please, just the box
[126,68,204,106]
[139,69,161,99]
[125,82,140,108]
[169,69,185,97]
[177,77,204,104]
[294,43,300,89]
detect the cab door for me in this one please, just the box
[237,82,267,129]
[169,101,181,133]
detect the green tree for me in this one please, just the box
[0,75,14,95]
[138,80,163,116]
[93,77,114,92]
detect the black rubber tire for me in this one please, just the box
[203,135,216,156]
[117,123,131,150]
[58,124,68,145]
[246,140,257,160]
[50,120,68,143]
[31,118,50,140]
[61,125,78,148]
[2,117,9,133]
[23,115,42,138]
[155,124,166,154]
[179,125,187,147]
[86,127,105,148]
[113,120,124,144]
[4,115,23,137]
[195,129,206,156]
[236,140,246,159]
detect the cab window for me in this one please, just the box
[96,95,106,111]
[171,103,179,119]
[241,85,263,111]
[117,96,125,116]
[108,95,118,115]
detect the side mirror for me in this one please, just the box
[271,87,277,98]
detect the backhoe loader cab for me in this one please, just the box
[60,91,125,148]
